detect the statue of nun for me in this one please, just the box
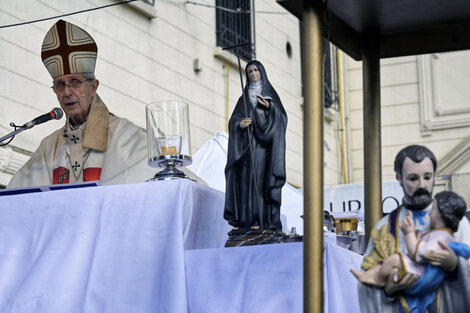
[224,60,288,232]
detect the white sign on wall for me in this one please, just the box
[327,180,404,216]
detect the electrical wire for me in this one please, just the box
[0,0,137,29]
[0,0,286,30]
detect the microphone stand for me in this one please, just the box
[0,123,28,146]
[1,108,63,146]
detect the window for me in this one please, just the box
[216,0,254,62]
[323,39,339,110]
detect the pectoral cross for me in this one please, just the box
[72,161,80,172]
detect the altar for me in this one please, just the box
[0,180,362,313]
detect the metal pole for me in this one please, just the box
[0,126,28,144]
[362,30,383,243]
[302,4,323,313]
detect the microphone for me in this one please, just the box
[24,107,64,128]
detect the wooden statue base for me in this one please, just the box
[225,228,302,247]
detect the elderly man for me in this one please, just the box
[358,145,470,313]
[7,20,148,188]
[8,20,201,188]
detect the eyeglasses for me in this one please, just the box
[52,79,92,92]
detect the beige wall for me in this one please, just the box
[323,107,344,186]
[4,0,469,238]
[343,51,470,184]
[0,0,303,187]
[7,1,467,191]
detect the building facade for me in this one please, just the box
[2,1,469,203]
[342,51,470,203]
[0,0,306,187]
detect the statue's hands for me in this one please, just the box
[422,240,458,272]
[399,211,415,234]
[257,96,270,108]
[383,269,418,297]
[239,117,252,129]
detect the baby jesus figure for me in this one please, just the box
[351,191,469,289]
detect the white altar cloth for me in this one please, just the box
[0,180,363,313]
[0,180,230,313]
[185,240,363,313]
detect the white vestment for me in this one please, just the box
[7,95,204,188]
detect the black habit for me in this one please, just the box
[224,60,288,231]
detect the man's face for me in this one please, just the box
[53,73,99,126]
[247,65,261,83]
[398,157,435,210]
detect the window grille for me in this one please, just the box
[216,0,253,61]
[323,40,339,111]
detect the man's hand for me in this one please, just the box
[399,211,415,234]
[422,240,458,272]
[384,269,419,296]
[239,117,252,129]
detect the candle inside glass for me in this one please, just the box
[161,145,178,155]
[157,135,182,156]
